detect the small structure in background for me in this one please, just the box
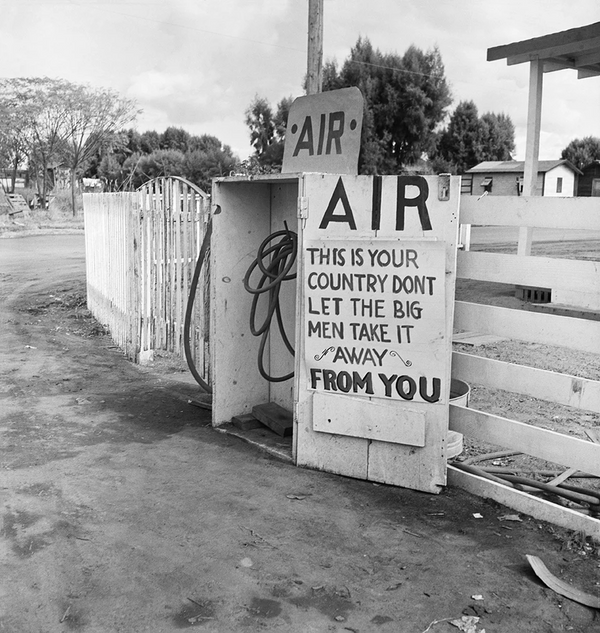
[463,159,581,197]
[81,178,104,193]
[577,160,600,196]
[0,169,28,192]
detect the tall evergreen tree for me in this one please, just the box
[436,101,483,174]
[244,95,292,171]
[434,101,515,173]
[322,37,452,173]
[480,112,515,161]
[561,136,600,170]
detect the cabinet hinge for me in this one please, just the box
[297,197,308,220]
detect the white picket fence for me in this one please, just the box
[450,194,600,538]
[83,177,211,385]
[83,191,137,357]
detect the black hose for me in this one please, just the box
[183,219,212,393]
[243,225,298,382]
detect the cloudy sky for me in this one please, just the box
[2,0,599,161]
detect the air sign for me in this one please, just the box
[302,174,455,405]
[282,87,363,175]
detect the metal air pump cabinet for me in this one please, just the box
[211,173,460,494]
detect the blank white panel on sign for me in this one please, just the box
[312,392,425,446]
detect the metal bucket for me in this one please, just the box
[447,379,470,458]
[450,378,470,407]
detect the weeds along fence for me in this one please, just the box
[83,177,211,386]
[450,195,600,538]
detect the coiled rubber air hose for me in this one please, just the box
[183,219,212,393]
[243,224,298,382]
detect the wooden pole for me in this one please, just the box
[307,0,323,95]
[518,58,544,256]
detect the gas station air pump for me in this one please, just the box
[210,87,460,494]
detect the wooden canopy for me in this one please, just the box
[488,21,600,79]
[487,22,600,256]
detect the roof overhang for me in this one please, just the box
[487,21,600,79]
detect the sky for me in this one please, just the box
[2,0,599,162]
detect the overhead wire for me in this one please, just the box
[57,1,446,79]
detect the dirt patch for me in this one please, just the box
[1,235,599,632]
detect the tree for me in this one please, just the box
[183,141,237,192]
[273,97,293,142]
[0,80,34,192]
[139,130,161,154]
[245,96,275,156]
[322,37,452,173]
[124,149,186,189]
[436,101,483,174]
[561,136,600,171]
[244,95,292,171]
[480,112,515,161]
[23,78,73,209]
[160,126,191,152]
[97,153,127,192]
[88,125,240,192]
[61,84,137,214]
[188,133,223,154]
[0,78,137,210]
[434,101,515,173]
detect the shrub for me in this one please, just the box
[48,189,83,218]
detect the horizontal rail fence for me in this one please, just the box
[451,194,600,538]
[83,177,211,387]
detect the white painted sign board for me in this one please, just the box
[282,87,364,175]
[294,174,459,493]
[305,238,446,404]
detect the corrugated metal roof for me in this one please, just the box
[465,159,581,174]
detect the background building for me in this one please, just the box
[462,160,581,197]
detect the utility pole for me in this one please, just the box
[307,0,323,95]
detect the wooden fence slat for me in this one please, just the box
[187,188,195,366]
[460,195,600,230]
[140,193,148,352]
[130,195,141,361]
[449,404,600,477]
[149,186,158,350]
[454,301,600,354]
[452,351,600,413]
[158,182,163,348]
[457,251,600,296]
[174,179,183,353]
[159,180,165,350]
[83,192,138,354]
[165,177,173,350]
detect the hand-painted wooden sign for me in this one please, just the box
[293,173,460,492]
[281,87,363,174]
[301,174,455,406]
[304,238,446,402]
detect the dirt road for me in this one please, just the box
[1,235,598,632]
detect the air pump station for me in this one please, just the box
[211,88,460,494]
